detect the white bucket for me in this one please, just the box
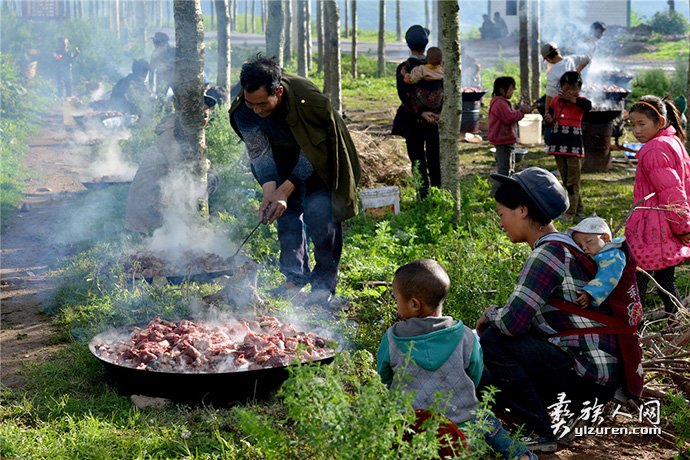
[518,113,543,145]
[360,186,400,218]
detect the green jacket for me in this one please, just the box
[228,74,361,223]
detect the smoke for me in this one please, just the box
[146,166,233,266]
[86,137,137,181]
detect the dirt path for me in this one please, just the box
[0,109,87,388]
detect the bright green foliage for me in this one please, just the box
[662,392,690,448]
[630,61,688,102]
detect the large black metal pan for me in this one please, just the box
[461,89,487,102]
[81,180,132,191]
[88,328,336,404]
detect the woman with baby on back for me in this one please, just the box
[626,95,690,323]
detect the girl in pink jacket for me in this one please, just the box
[488,76,531,192]
[626,95,690,320]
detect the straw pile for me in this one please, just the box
[349,130,411,188]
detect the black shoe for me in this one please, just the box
[519,434,558,453]
[266,282,305,299]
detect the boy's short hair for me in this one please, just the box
[394,259,450,309]
[426,47,443,66]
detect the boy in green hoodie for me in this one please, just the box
[376,259,535,460]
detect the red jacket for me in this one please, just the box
[488,96,524,145]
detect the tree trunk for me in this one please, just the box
[323,0,341,112]
[351,0,358,79]
[436,0,443,48]
[112,0,120,41]
[265,0,284,66]
[173,0,209,217]
[343,0,348,37]
[424,0,429,30]
[157,0,163,27]
[296,0,307,76]
[305,0,312,72]
[244,0,249,31]
[377,0,385,78]
[216,0,231,92]
[251,0,255,33]
[316,0,324,73]
[283,0,292,64]
[261,0,266,33]
[395,0,401,42]
[530,0,540,102]
[135,1,147,57]
[439,0,461,217]
[518,0,530,101]
[210,0,215,29]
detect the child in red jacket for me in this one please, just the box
[488,76,531,193]
[545,71,592,222]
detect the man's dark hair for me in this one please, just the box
[591,21,607,32]
[494,181,551,226]
[394,259,450,309]
[239,54,282,95]
[132,59,149,77]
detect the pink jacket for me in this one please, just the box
[625,126,690,270]
[488,96,524,146]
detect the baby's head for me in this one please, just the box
[426,47,443,66]
[392,259,450,319]
[567,217,612,257]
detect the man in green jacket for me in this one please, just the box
[228,55,361,305]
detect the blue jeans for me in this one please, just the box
[277,184,342,294]
[479,328,615,439]
[483,413,530,459]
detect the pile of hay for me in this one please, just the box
[350,130,411,188]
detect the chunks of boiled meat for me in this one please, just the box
[93,315,334,373]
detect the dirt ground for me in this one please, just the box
[0,108,684,459]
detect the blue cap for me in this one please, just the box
[491,167,569,220]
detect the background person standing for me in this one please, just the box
[392,25,441,199]
[53,37,79,98]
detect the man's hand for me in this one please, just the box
[421,111,439,124]
[403,74,412,84]
[475,306,495,337]
[678,232,690,245]
[261,180,296,224]
[259,182,277,222]
[576,291,592,308]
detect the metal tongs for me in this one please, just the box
[229,206,270,258]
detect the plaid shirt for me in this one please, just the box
[486,234,619,386]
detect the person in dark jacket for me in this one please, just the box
[228,55,361,306]
[392,25,441,199]
[109,59,153,120]
[54,36,79,98]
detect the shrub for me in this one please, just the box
[647,10,688,35]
